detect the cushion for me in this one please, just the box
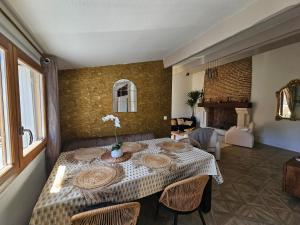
[240,128,249,132]
[177,118,184,125]
[184,120,193,126]
[189,138,202,149]
[171,119,177,126]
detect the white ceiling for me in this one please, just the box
[4,0,256,69]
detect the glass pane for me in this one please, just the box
[18,60,45,155]
[0,47,11,170]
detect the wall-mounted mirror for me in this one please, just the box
[276,79,300,120]
[113,79,137,112]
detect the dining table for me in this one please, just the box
[29,138,223,225]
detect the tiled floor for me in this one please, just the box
[138,144,300,225]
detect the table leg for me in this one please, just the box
[200,175,212,213]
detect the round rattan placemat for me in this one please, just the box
[157,141,190,153]
[101,151,132,163]
[66,147,107,163]
[121,142,148,153]
[141,153,172,169]
[73,165,118,189]
[74,147,107,161]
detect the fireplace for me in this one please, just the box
[198,102,252,130]
[207,107,237,130]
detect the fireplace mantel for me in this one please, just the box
[198,101,252,108]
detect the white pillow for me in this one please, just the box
[177,118,184,125]
[184,121,193,126]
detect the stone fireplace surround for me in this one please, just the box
[198,102,252,130]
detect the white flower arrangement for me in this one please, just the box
[102,115,121,150]
[102,114,121,128]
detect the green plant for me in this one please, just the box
[186,90,202,117]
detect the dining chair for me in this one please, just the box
[157,175,209,225]
[71,202,141,225]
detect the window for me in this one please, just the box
[0,33,47,189]
[0,47,12,173]
[18,60,45,156]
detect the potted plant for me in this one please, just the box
[102,115,123,158]
[186,90,202,123]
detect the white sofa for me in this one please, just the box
[225,123,254,148]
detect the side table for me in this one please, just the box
[283,157,300,198]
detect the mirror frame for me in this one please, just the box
[275,79,300,121]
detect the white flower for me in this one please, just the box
[115,118,121,128]
[101,115,121,128]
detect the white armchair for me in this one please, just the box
[225,122,254,148]
[207,130,221,160]
[184,129,222,160]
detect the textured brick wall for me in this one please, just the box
[204,57,252,101]
[58,60,172,144]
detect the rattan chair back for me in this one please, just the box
[159,175,209,212]
[71,202,141,225]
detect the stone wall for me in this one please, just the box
[204,57,252,101]
[58,60,172,144]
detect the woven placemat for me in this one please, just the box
[66,147,107,163]
[69,163,125,203]
[101,151,132,163]
[141,154,172,169]
[132,153,179,172]
[73,165,118,189]
[121,142,148,153]
[157,141,192,153]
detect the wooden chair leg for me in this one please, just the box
[198,210,206,225]
[173,213,178,225]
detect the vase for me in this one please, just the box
[111,149,123,158]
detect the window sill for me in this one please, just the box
[0,139,47,193]
[0,165,19,193]
[23,140,44,157]
[20,139,47,170]
[0,165,13,177]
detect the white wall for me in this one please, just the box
[0,2,41,63]
[172,70,205,126]
[0,151,46,225]
[252,42,300,152]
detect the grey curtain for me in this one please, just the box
[40,55,61,175]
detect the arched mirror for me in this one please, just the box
[276,79,300,120]
[113,79,137,112]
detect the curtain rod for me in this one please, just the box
[0,7,44,57]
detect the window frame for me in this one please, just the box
[14,47,47,170]
[0,34,20,190]
[0,33,47,191]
